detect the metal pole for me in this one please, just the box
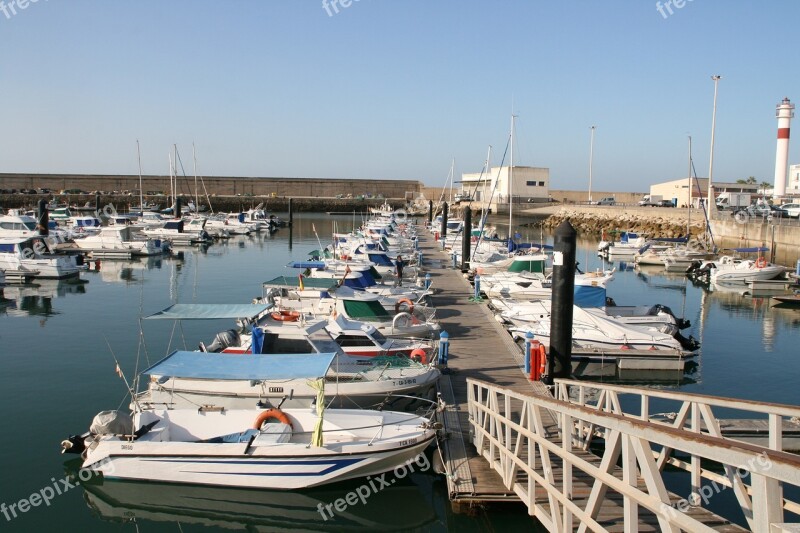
[545,220,577,384]
[440,202,448,250]
[588,126,596,204]
[175,197,182,219]
[708,75,721,210]
[687,135,692,234]
[461,207,471,271]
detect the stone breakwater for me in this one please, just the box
[538,207,706,238]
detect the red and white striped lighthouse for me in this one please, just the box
[773,97,795,199]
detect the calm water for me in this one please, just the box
[0,214,798,532]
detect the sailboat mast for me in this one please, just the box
[448,158,455,204]
[687,135,692,237]
[172,144,178,210]
[193,142,199,213]
[168,150,174,210]
[136,140,144,215]
[508,114,516,241]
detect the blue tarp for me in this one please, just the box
[574,285,607,308]
[143,351,337,380]
[145,304,270,320]
[730,247,769,253]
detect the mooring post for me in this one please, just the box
[438,330,449,366]
[95,193,100,213]
[37,199,49,236]
[524,331,534,375]
[175,198,182,219]
[288,198,294,227]
[461,207,471,272]
[428,199,433,226]
[545,220,577,385]
[440,202,448,251]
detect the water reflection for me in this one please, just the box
[67,460,439,532]
[83,256,167,284]
[0,278,88,320]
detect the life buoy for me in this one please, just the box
[395,298,414,315]
[755,257,767,268]
[271,310,301,322]
[537,344,547,379]
[409,348,428,364]
[253,409,293,430]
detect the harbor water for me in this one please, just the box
[0,213,798,531]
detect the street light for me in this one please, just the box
[588,126,596,203]
[708,75,721,209]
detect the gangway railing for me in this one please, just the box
[467,378,800,532]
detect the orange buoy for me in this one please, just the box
[253,409,293,429]
[410,348,428,364]
[395,298,415,315]
[271,310,301,322]
[755,256,767,268]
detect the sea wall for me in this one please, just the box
[537,206,705,239]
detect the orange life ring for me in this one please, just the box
[755,256,767,268]
[253,409,293,430]
[409,348,427,364]
[271,310,301,322]
[395,298,414,315]
[538,345,547,378]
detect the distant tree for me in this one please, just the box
[736,176,758,185]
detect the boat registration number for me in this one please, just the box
[392,378,417,386]
[268,387,284,393]
[399,438,417,446]
[121,444,134,451]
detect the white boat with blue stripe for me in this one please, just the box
[63,351,439,490]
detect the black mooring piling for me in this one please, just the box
[440,202,448,243]
[428,200,433,225]
[37,199,49,236]
[545,220,577,385]
[461,207,471,272]
[288,198,294,227]
[175,198,182,219]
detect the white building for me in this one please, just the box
[649,178,760,207]
[460,166,549,207]
[789,163,800,193]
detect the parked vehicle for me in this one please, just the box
[779,203,800,218]
[658,199,675,207]
[638,194,663,206]
[593,197,616,206]
[715,192,751,210]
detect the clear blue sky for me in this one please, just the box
[1,1,798,191]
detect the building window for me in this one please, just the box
[538,181,545,186]
[526,181,537,186]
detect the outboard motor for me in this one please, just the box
[204,329,241,353]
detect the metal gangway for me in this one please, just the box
[467,378,800,532]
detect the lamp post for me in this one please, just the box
[708,75,721,209]
[588,126,596,204]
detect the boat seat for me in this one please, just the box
[251,423,293,446]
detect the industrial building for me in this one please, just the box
[460,166,549,207]
[648,178,759,208]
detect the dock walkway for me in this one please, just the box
[419,228,747,531]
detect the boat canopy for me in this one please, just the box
[728,247,769,253]
[288,261,326,269]
[143,351,337,380]
[145,303,270,320]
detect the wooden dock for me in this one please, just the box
[418,230,757,531]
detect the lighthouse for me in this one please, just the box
[773,97,795,199]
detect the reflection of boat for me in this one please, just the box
[70,462,438,532]
[773,294,800,306]
[0,278,88,317]
[84,256,165,283]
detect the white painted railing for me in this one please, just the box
[467,378,800,532]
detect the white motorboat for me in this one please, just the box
[494,299,690,352]
[143,219,212,245]
[708,255,785,284]
[0,210,41,239]
[63,371,438,490]
[73,226,168,257]
[0,237,82,279]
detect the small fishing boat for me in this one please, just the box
[61,351,439,490]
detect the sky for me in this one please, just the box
[1,0,799,191]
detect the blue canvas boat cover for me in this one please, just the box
[288,261,327,269]
[729,247,769,253]
[143,351,337,380]
[263,276,338,289]
[145,303,271,320]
